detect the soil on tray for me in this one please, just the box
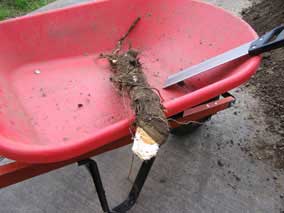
[242,0,284,169]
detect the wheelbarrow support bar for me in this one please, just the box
[78,158,155,213]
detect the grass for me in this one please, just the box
[0,0,56,21]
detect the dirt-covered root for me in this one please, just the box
[101,18,169,159]
[108,49,169,145]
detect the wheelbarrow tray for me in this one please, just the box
[0,0,261,163]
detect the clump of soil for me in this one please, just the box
[242,0,284,168]
[101,18,169,146]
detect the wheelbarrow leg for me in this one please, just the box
[78,159,112,213]
[78,157,156,213]
[112,158,155,212]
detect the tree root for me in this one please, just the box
[101,18,169,159]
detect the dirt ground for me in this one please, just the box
[242,0,284,169]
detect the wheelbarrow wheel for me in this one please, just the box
[170,96,219,136]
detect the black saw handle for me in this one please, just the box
[249,25,284,56]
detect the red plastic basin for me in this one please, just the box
[0,0,261,163]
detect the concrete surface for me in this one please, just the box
[1,0,284,213]
[34,0,253,16]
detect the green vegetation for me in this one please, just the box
[0,0,55,21]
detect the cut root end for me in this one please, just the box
[132,127,159,160]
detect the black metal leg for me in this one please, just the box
[112,158,155,212]
[78,159,112,213]
[78,157,156,213]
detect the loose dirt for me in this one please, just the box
[242,0,284,168]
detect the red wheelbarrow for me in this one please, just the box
[0,0,264,212]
